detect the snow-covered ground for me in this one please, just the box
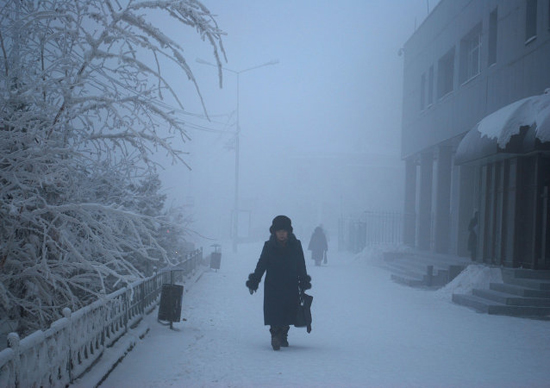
[87,241,550,388]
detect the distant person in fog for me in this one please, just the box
[468,210,478,261]
[308,226,328,266]
[245,215,311,351]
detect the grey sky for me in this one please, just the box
[158,0,440,241]
[183,0,437,154]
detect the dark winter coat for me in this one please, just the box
[250,233,309,326]
[467,214,478,259]
[308,228,328,262]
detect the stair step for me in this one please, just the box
[384,256,460,272]
[504,277,550,291]
[452,294,550,317]
[486,304,550,317]
[385,259,453,277]
[473,289,550,307]
[490,282,550,298]
[385,259,427,273]
[382,252,467,289]
[385,260,465,289]
[385,264,428,280]
[390,274,426,288]
[390,272,448,288]
[502,268,550,280]
[452,294,490,313]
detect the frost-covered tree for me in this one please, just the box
[0,0,225,336]
[155,205,195,264]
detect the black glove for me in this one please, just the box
[298,274,312,293]
[246,273,259,294]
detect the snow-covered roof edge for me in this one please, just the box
[477,89,550,147]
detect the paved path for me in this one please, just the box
[96,241,550,388]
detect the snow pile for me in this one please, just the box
[437,264,503,298]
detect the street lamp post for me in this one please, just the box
[196,58,278,252]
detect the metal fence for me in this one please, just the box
[0,248,203,388]
[340,211,404,253]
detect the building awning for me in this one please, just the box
[455,89,550,165]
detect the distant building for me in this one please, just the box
[243,152,403,247]
[401,0,550,268]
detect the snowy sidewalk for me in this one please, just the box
[92,241,550,388]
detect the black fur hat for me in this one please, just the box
[269,215,293,234]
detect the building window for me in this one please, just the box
[459,23,482,84]
[488,9,498,65]
[526,0,537,43]
[437,47,455,99]
[420,66,435,110]
[420,65,434,110]
[428,65,434,105]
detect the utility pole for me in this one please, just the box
[196,58,278,252]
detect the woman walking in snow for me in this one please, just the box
[308,226,328,266]
[246,215,312,350]
[468,210,479,261]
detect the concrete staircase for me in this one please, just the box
[383,251,470,289]
[452,268,550,318]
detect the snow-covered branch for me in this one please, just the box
[1,0,225,337]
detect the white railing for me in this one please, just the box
[0,248,203,388]
[339,211,405,253]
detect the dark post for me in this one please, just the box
[418,152,433,250]
[404,157,417,247]
[435,146,452,253]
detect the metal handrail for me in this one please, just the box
[0,248,203,387]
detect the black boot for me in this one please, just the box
[270,326,282,350]
[280,326,290,347]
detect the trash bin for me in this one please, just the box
[210,244,221,270]
[158,284,184,322]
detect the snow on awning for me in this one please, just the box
[455,89,550,165]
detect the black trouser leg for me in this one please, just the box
[269,326,282,350]
[280,325,290,347]
[269,325,290,349]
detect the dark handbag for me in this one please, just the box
[294,292,313,333]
